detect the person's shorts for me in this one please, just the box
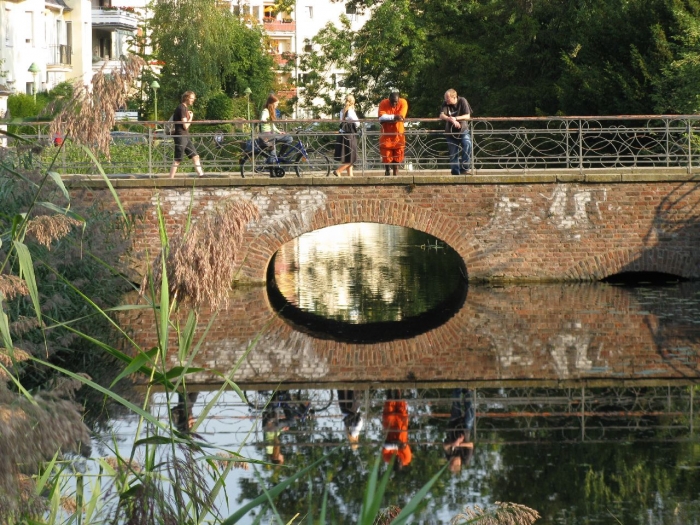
[174,135,198,162]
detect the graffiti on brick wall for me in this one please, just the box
[484,186,607,238]
[152,188,328,239]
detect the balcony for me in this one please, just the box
[48,45,72,67]
[262,18,295,32]
[92,7,139,31]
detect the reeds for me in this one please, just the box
[142,199,259,310]
[49,54,145,157]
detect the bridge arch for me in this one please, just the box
[564,247,699,281]
[237,196,474,283]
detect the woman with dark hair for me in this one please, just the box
[260,94,292,158]
[169,90,204,178]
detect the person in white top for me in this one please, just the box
[333,94,360,177]
[260,94,293,158]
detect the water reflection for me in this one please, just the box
[269,223,467,341]
[121,282,700,384]
[135,383,700,524]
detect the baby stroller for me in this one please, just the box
[239,136,298,178]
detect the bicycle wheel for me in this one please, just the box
[295,150,331,177]
[295,389,334,412]
[245,390,275,411]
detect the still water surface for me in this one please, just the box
[106,224,700,524]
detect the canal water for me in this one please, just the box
[103,224,699,524]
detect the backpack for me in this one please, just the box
[164,114,175,136]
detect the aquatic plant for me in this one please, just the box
[450,502,540,525]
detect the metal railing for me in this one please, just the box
[8,115,700,177]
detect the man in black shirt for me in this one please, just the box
[439,89,472,175]
[169,91,204,178]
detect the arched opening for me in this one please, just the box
[266,223,468,343]
[601,271,689,286]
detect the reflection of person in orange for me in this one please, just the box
[381,390,412,469]
[378,91,408,177]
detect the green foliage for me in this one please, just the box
[8,94,41,120]
[206,92,235,121]
[299,0,700,117]
[149,0,275,114]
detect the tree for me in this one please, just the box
[296,0,700,117]
[149,0,275,115]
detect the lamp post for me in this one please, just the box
[244,87,252,121]
[150,80,160,121]
[28,63,41,103]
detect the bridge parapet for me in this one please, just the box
[15,115,700,178]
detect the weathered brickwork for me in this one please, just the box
[71,171,700,282]
[119,282,700,386]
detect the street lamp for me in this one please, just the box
[150,80,160,121]
[28,63,41,103]
[244,87,252,121]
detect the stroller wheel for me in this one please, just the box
[273,167,286,178]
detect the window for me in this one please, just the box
[345,4,356,14]
[26,81,34,95]
[5,9,13,47]
[25,11,34,45]
[305,6,312,18]
[304,43,312,52]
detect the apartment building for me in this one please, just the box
[0,0,141,98]
[0,0,366,117]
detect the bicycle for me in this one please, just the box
[245,389,334,415]
[239,128,331,178]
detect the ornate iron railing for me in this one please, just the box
[8,115,700,177]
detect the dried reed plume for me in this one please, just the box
[0,348,30,381]
[451,502,540,525]
[25,214,83,248]
[0,275,29,301]
[373,505,402,525]
[142,199,259,310]
[49,54,145,157]
[0,380,91,521]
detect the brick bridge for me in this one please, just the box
[71,168,700,283]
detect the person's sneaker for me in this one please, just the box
[460,170,468,175]
[385,167,391,176]
[451,169,460,175]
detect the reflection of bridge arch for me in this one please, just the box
[565,247,698,280]
[240,197,474,283]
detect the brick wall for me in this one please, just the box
[74,172,700,283]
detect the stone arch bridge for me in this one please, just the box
[71,168,700,282]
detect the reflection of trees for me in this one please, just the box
[277,224,464,324]
[232,385,699,523]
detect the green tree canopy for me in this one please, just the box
[149,0,275,115]
[301,0,700,117]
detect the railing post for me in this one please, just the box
[665,117,670,168]
[148,126,153,176]
[565,119,570,169]
[688,119,693,174]
[470,119,475,173]
[361,122,367,175]
[578,119,583,172]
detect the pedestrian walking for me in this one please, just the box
[169,91,204,178]
[333,94,359,177]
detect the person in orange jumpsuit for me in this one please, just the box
[378,91,408,176]
[382,390,412,469]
